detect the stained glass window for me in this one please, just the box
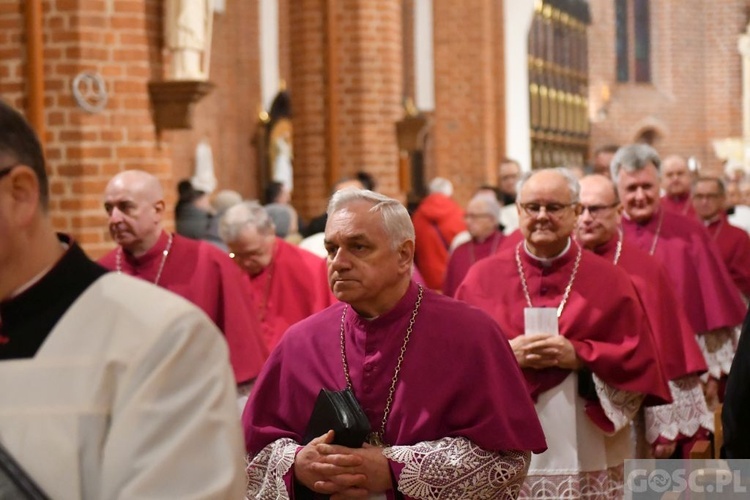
[616,0,629,82]
[634,0,651,82]
[616,0,651,83]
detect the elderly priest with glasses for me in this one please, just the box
[456,167,671,499]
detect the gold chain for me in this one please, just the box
[116,233,173,286]
[514,241,581,318]
[339,285,424,446]
[613,228,623,265]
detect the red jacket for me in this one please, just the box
[412,194,466,290]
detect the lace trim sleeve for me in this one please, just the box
[697,328,737,379]
[644,376,714,443]
[382,436,530,499]
[592,373,644,433]
[246,438,298,500]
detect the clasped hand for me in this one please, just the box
[294,430,392,499]
[510,333,582,370]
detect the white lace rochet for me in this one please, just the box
[644,376,714,443]
[592,374,644,433]
[697,328,736,379]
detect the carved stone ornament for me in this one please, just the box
[72,71,108,113]
[147,80,215,132]
[396,114,429,152]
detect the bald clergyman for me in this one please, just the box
[99,170,268,386]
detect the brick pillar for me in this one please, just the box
[288,0,327,218]
[0,4,26,105]
[432,0,503,203]
[289,0,403,219]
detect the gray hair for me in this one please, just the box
[693,176,726,196]
[610,144,662,182]
[264,203,296,237]
[212,189,242,214]
[469,193,502,223]
[428,177,453,197]
[219,200,275,242]
[516,167,581,203]
[327,188,415,250]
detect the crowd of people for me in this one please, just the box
[2,96,750,499]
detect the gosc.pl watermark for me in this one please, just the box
[625,460,750,499]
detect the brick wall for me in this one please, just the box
[287,0,328,218]
[703,0,745,173]
[0,0,516,250]
[1,0,171,258]
[1,0,515,247]
[18,1,750,257]
[432,0,504,204]
[0,3,24,105]
[1,0,273,258]
[588,0,747,173]
[334,0,402,197]
[289,0,404,219]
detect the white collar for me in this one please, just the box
[523,237,571,266]
[702,215,722,226]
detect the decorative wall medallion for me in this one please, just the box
[72,71,108,113]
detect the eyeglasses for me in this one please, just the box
[229,249,266,261]
[580,202,619,218]
[518,202,576,217]
[692,193,721,201]
[0,164,19,180]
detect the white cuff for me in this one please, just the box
[383,437,530,499]
[643,377,714,443]
[697,327,737,379]
[593,373,643,433]
[246,438,297,499]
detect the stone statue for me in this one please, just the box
[192,138,217,194]
[164,0,214,80]
[270,119,293,193]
